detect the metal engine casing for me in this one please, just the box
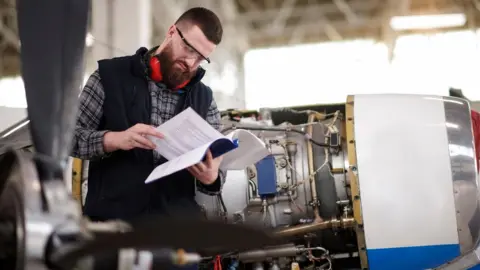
[196,115,348,227]
[195,104,358,268]
[196,94,480,270]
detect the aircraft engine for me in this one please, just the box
[196,94,480,270]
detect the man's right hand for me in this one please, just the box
[103,124,164,152]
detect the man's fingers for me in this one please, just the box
[205,150,213,168]
[130,137,153,150]
[188,166,200,175]
[144,128,164,139]
[132,141,152,150]
[215,155,224,163]
[134,124,164,139]
[132,123,150,131]
[132,134,156,149]
[194,162,207,172]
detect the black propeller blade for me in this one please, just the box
[16,0,90,179]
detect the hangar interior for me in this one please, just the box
[2,0,480,114]
[1,1,480,270]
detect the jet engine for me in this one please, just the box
[196,94,480,270]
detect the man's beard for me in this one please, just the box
[156,45,195,89]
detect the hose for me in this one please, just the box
[220,126,334,148]
[218,194,228,214]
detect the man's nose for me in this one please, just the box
[185,58,196,68]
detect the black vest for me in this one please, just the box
[83,47,213,222]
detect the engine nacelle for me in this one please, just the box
[196,94,480,270]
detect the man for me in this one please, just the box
[71,7,225,224]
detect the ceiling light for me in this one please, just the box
[85,33,94,47]
[390,13,466,31]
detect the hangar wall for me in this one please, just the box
[1,1,480,128]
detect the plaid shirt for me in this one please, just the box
[71,69,225,195]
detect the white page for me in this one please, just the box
[145,142,212,183]
[147,107,227,160]
[220,129,270,170]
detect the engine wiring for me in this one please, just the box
[213,255,222,270]
[220,125,335,149]
[200,252,238,270]
[306,241,333,270]
[270,108,339,120]
[276,111,341,213]
[217,194,228,214]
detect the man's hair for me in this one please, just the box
[175,7,223,45]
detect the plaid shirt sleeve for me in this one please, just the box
[71,70,109,160]
[205,97,222,131]
[196,97,227,196]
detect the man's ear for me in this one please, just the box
[165,25,176,39]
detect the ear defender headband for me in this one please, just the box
[147,51,190,90]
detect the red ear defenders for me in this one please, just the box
[149,55,190,90]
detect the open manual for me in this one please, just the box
[144,107,271,184]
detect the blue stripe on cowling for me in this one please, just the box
[367,244,460,270]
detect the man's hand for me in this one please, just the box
[103,123,164,152]
[188,150,223,185]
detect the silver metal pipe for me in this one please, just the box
[267,204,277,227]
[286,141,298,187]
[237,244,302,263]
[306,114,321,222]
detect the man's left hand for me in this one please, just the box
[188,150,223,185]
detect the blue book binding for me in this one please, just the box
[207,138,239,160]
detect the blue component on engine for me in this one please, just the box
[256,155,277,196]
[228,260,239,270]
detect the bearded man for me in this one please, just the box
[71,7,225,223]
